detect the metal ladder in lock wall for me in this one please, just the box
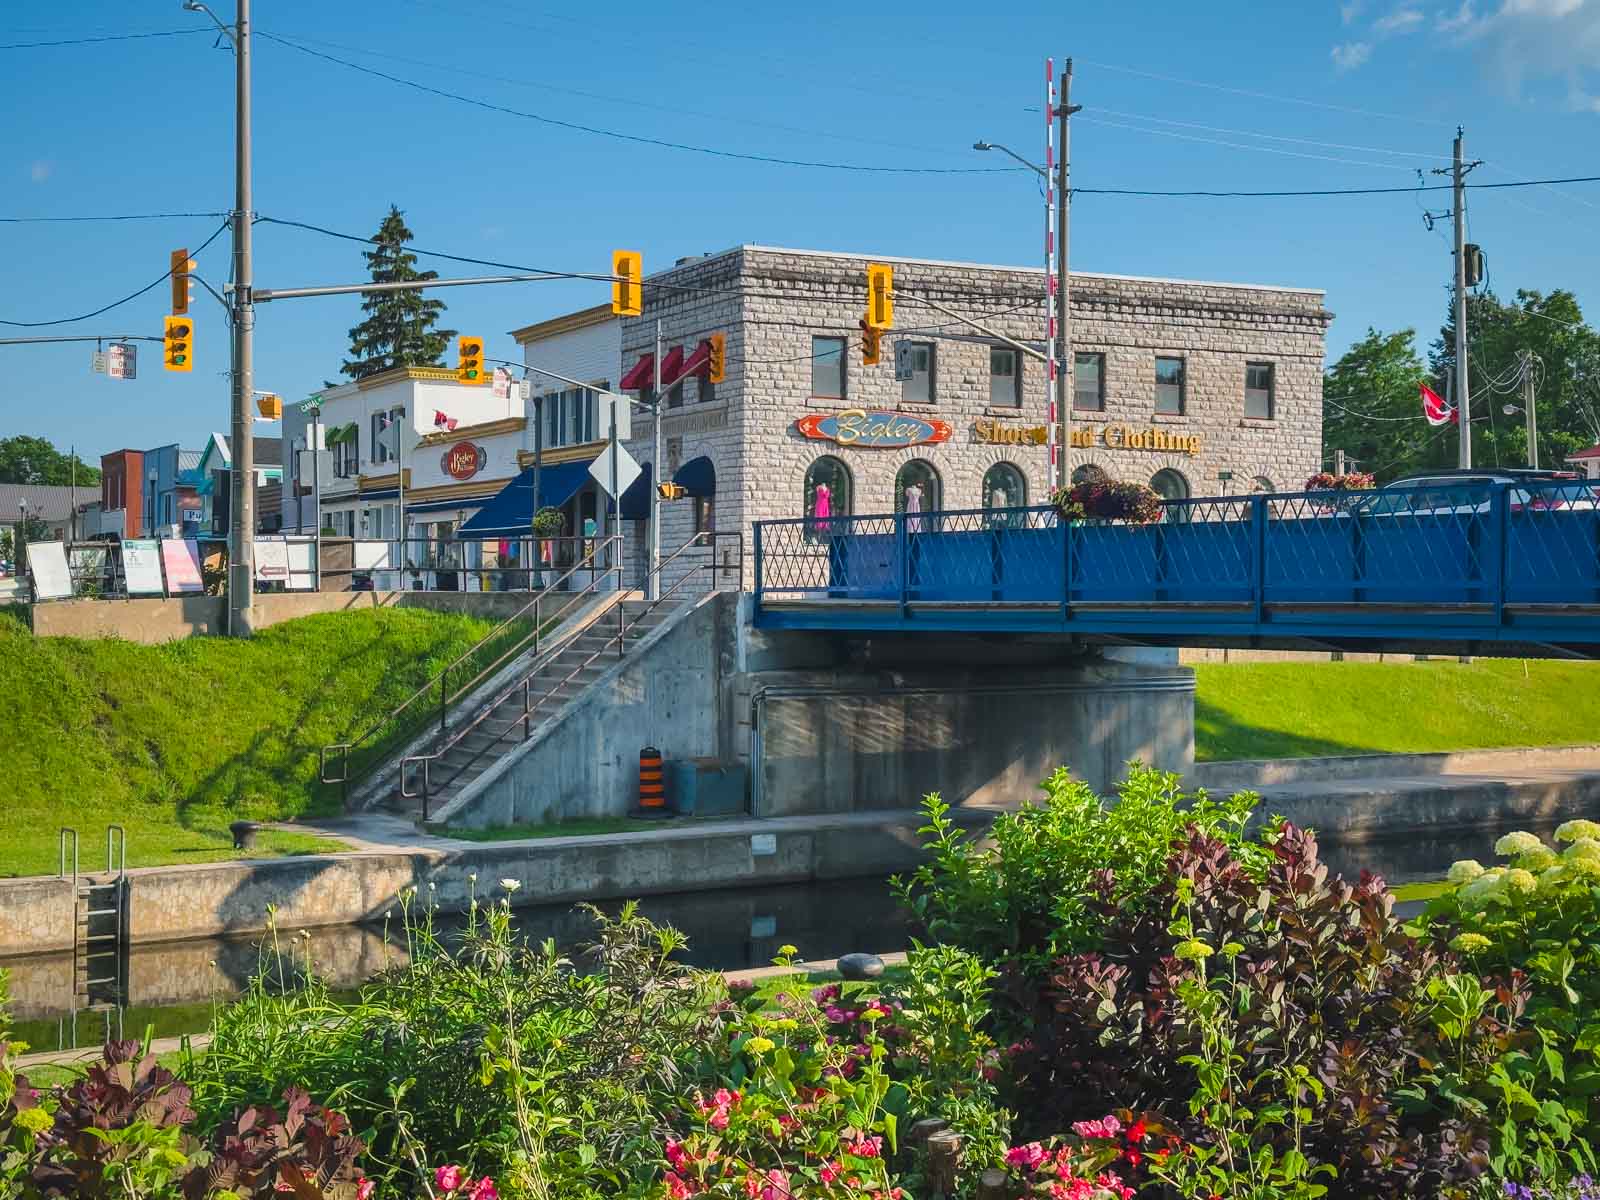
[60,827,129,1024]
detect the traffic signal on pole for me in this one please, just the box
[256,394,283,420]
[163,315,193,372]
[657,481,687,500]
[707,332,726,383]
[170,248,195,316]
[456,336,485,384]
[612,249,643,316]
[866,262,894,329]
[859,318,882,366]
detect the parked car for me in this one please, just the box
[1353,469,1600,516]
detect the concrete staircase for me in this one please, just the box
[390,598,679,819]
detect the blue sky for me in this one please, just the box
[3,0,1598,462]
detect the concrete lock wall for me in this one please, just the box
[30,589,549,644]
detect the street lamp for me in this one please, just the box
[1502,402,1539,469]
[148,467,159,536]
[972,141,1047,180]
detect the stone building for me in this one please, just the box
[609,244,1330,586]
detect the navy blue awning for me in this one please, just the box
[619,462,654,521]
[673,455,715,498]
[456,458,597,539]
[405,495,492,516]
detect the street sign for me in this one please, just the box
[298,393,323,413]
[588,441,642,499]
[108,343,137,380]
[894,340,914,382]
[603,392,632,441]
[91,350,108,374]
[492,366,512,400]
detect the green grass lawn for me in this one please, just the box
[1,607,503,878]
[1194,658,1600,762]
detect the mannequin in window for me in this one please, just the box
[989,485,1009,529]
[903,482,924,533]
[813,483,832,521]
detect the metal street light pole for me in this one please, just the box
[183,0,254,634]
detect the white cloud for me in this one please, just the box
[1443,0,1600,112]
[1374,5,1426,31]
[1341,0,1366,23]
[1436,2,1479,33]
[1330,40,1375,69]
[28,161,50,183]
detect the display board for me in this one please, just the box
[253,537,290,584]
[285,538,316,591]
[25,541,72,601]
[121,539,165,595]
[353,540,392,571]
[160,539,205,594]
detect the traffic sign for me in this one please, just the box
[108,343,136,380]
[588,441,642,499]
[91,350,107,374]
[492,366,512,400]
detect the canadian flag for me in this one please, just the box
[433,410,458,432]
[1420,382,1457,426]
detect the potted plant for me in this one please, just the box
[1049,479,1165,525]
[531,507,566,588]
[1303,470,1376,492]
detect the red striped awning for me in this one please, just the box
[679,339,712,380]
[658,344,685,385]
[620,352,655,391]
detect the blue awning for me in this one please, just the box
[673,455,715,498]
[619,462,654,521]
[456,458,597,539]
[405,495,492,516]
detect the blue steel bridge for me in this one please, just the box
[751,480,1600,659]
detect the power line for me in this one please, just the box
[0,221,229,327]
[0,28,208,50]
[257,32,1025,175]
[1074,174,1600,199]
[1078,114,1420,172]
[1322,394,1422,422]
[0,211,228,224]
[1089,107,1449,162]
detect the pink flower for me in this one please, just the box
[845,1135,883,1159]
[666,1171,696,1200]
[823,1006,847,1023]
[708,1108,730,1131]
[812,984,842,1004]
[665,1139,689,1171]
[1070,1115,1122,1140]
[435,1166,466,1193]
[727,979,755,995]
[1005,1143,1049,1172]
[760,1168,790,1200]
[743,1173,762,1199]
[820,1161,842,1185]
[468,1179,499,1200]
[713,1088,740,1108]
[356,1179,376,1200]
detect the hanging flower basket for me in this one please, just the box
[1303,471,1376,492]
[531,506,566,537]
[1050,480,1164,525]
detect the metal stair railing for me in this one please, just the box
[319,536,622,802]
[401,530,744,821]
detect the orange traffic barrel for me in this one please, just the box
[639,747,666,810]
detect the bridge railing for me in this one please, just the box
[752,479,1600,623]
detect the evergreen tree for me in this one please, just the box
[340,205,456,381]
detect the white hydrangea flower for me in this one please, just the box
[1447,860,1485,885]
[1556,819,1600,843]
[1494,831,1545,858]
[500,877,522,893]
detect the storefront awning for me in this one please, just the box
[673,455,715,498]
[619,462,654,521]
[405,496,492,516]
[455,457,598,539]
[620,353,655,391]
[658,345,685,385]
[679,339,712,380]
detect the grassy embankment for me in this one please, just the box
[1193,657,1600,762]
[0,606,513,877]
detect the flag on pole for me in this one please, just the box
[1420,382,1457,426]
[433,410,458,432]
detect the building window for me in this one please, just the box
[1151,468,1190,501]
[895,459,941,517]
[698,375,716,405]
[901,342,935,404]
[333,438,359,479]
[1252,476,1276,493]
[1074,352,1106,412]
[1245,361,1275,419]
[694,496,715,534]
[668,378,685,409]
[1155,356,1186,415]
[541,387,599,448]
[1072,463,1108,486]
[989,348,1020,407]
[804,455,852,531]
[811,336,846,399]
[982,462,1026,511]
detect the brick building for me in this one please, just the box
[608,245,1330,585]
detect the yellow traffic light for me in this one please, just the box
[457,336,485,384]
[707,332,726,383]
[256,394,283,419]
[170,248,195,316]
[163,315,193,372]
[866,262,894,329]
[657,481,687,500]
[612,249,643,316]
[859,318,881,366]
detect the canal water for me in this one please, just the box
[2,877,914,1053]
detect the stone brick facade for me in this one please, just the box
[616,245,1330,587]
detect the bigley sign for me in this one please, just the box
[795,409,952,450]
[441,441,487,480]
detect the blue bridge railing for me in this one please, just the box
[751,480,1600,652]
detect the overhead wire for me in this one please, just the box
[0,221,230,328]
[1076,115,1422,172]
[1086,108,1449,162]
[0,211,228,224]
[0,28,209,50]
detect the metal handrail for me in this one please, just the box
[402,530,744,821]
[319,535,622,798]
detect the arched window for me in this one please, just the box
[1150,469,1190,501]
[895,459,941,516]
[1252,475,1276,494]
[1072,463,1108,486]
[982,462,1027,511]
[804,456,852,529]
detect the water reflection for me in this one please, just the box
[3,878,912,1051]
